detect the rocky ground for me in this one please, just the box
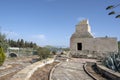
[0,55,108,80]
[0,56,38,80]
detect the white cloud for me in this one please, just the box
[29,34,47,46]
[32,34,46,40]
[2,31,18,36]
[1,30,22,40]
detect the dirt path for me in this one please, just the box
[51,58,96,80]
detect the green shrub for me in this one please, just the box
[0,46,6,66]
[37,47,51,60]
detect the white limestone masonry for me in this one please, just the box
[70,19,118,58]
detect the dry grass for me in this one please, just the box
[30,62,59,80]
[0,55,39,80]
[0,71,18,80]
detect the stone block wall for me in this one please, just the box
[70,20,118,58]
[70,37,118,53]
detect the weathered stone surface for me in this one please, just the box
[70,38,118,53]
[71,19,93,38]
[97,64,120,80]
[11,58,54,80]
[70,20,118,58]
[51,58,96,80]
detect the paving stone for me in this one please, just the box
[51,58,96,80]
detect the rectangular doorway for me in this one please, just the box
[77,43,82,50]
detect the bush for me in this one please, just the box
[37,47,51,60]
[0,46,6,66]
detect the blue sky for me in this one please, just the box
[0,0,120,47]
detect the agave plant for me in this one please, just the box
[103,52,120,72]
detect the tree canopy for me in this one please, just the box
[0,32,8,52]
[8,39,37,48]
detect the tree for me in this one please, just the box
[24,41,28,48]
[17,39,20,47]
[33,43,37,49]
[8,38,38,49]
[62,47,70,51]
[106,3,120,18]
[19,39,24,48]
[9,40,17,47]
[0,32,8,52]
[30,42,33,48]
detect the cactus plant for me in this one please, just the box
[103,52,120,72]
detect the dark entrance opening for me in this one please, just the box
[9,53,17,57]
[77,43,82,50]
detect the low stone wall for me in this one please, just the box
[96,64,120,80]
[83,62,98,80]
[70,50,112,59]
[11,58,54,80]
[49,62,62,80]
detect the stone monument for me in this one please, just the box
[70,19,118,58]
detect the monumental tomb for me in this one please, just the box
[70,20,118,58]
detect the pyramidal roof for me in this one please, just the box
[71,19,93,38]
